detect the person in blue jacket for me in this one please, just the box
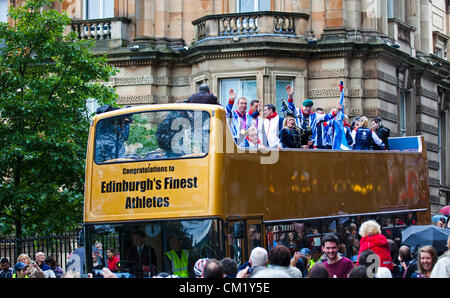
[351,116,385,150]
[225,89,256,145]
[285,85,341,148]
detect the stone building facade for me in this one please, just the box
[3,0,449,215]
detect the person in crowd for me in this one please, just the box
[313,108,331,149]
[44,256,64,278]
[398,244,413,277]
[12,262,29,278]
[436,221,445,228]
[127,230,157,277]
[221,257,238,278]
[321,234,354,278]
[203,259,224,278]
[66,230,86,275]
[431,236,450,278]
[17,253,44,278]
[307,262,330,278]
[357,220,393,270]
[93,241,104,266]
[387,239,403,278]
[371,117,390,150]
[248,99,263,132]
[35,252,55,278]
[280,115,303,148]
[339,243,348,258]
[348,265,369,278]
[294,248,311,277]
[351,116,386,150]
[187,84,219,105]
[250,266,291,278]
[193,258,209,278]
[411,245,438,278]
[268,245,302,278]
[351,255,358,266]
[248,246,268,277]
[375,267,393,278]
[285,85,342,148]
[0,258,14,278]
[226,89,254,144]
[164,236,189,278]
[343,115,354,147]
[92,253,103,270]
[240,126,265,149]
[262,104,283,148]
[404,246,419,278]
[308,246,323,271]
[106,248,120,272]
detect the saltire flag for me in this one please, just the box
[332,81,350,150]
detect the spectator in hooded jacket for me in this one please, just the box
[357,220,393,271]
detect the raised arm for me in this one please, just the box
[286,85,299,116]
[226,88,237,117]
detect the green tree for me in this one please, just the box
[0,0,118,238]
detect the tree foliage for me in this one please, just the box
[0,0,118,237]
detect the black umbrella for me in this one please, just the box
[402,225,450,254]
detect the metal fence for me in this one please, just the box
[0,230,81,270]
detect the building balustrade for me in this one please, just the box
[192,11,309,43]
[70,17,131,48]
[388,18,416,52]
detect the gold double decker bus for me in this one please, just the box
[83,103,430,277]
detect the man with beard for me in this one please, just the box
[321,234,354,278]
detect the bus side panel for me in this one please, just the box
[224,146,430,221]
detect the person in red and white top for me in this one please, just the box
[262,104,283,148]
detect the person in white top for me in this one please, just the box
[262,104,283,148]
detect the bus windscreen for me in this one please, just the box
[94,110,210,164]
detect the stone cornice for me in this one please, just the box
[117,94,189,105]
[97,37,448,87]
[112,75,191,87]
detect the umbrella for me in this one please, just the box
[440,206,450,216]
[431,214,446,224]
[402,225,450,254]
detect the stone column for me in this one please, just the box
[406,0,421,51]
[420,0,432,54]
[345,0,361,31]
[311,0,325,37]
[361,0,377,30]
[135,0,155,38]
[325,0,344,28]
[169,0,183,39]
[155,0,169,38]
[378,0,388,36]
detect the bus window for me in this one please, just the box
[226,221,245,265]
[94,110,210,164]
[247,224,262,252]
[85,218,224,277]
